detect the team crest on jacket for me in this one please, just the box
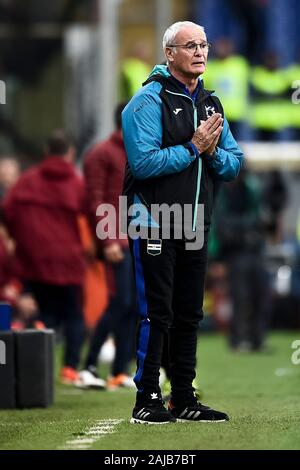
[205,105,215,118]
[147,239,162,256]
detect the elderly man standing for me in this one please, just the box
[122,21,244,424]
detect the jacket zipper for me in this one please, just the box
[166,89,202,232]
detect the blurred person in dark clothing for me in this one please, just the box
[214,167,269,351]
[229,0,266,63]
[80,102,137,390]
[262,170,288,243]
[3,130,86,385]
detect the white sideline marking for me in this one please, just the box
[64,444,90,450]
[59,419,124,450]
[66,438,96,444]
[274,367,293,377]
[86,429,114,435]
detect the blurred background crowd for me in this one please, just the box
[0,0,300,388]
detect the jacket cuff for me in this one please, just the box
[183,142,200,158]
[202,149,217,162]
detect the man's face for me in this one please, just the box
[166,25,208,78]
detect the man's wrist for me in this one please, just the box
[184,142,200,158]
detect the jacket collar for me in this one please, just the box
[144,71,213,106]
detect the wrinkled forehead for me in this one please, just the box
[175,25,207,45]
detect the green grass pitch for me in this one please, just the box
[0,332,299,450]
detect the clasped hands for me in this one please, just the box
[191,113,223,156]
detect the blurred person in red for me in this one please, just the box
[0,156,21,199]
[0,213,38,328]
[3,130,86,386]
[80,102,137,390]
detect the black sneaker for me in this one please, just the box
[130,392,176,425]
[169,399,229,423]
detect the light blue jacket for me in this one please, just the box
[122,65,244,182]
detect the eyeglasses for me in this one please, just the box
[167,42,211,53]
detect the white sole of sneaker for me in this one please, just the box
[61,380,87,389]
[175,418,228,423]
[86,385,106,390]
[130,418,175,425]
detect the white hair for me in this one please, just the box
[162,21,206,51]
